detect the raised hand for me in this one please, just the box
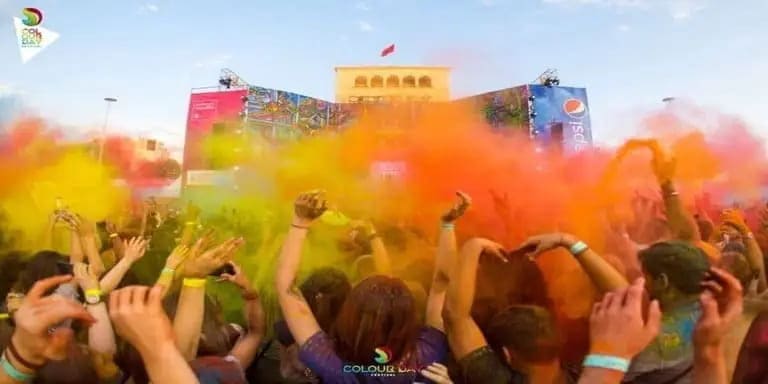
[73,262,99,291]
[695,267,744,349]
[164,244,190,271]
[648,142,676,184]
[11,276,96,364]
[589,278,661,359]
[183,237,244,278]
[441,191,472,223]
[465,238,508,263]
[109,285,174,356]
[123,237,149,263]
[720,209,749,234]
[293,190,328,225]
[218,261,251,291]
[516,233,569,258]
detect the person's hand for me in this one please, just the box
[217,261,251,291]
[74,215,96,237]
[11,275,96,364]
[464,238,508,263]
[109,285,174,356]
[73,262,99,291]
[183,237,244,278]
[516,233,574,258]
[694,267,744,349]
[588,278,661,359]
[720,209,749,235]
[164,244,190,271]
[441,191,472,223]
[122,237,148,263]
[647,141,676,184]
[420,362,453,384]
[293,190,328,226]
[58,210,81,232]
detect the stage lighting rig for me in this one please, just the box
[535,68,560,88]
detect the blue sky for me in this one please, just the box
[1,0,766,153]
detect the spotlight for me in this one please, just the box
[528,95,536,101]
[530,112,537,118]
[219,77,233,89]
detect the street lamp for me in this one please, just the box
[98,97,118,163]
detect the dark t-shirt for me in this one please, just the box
[732,312,768,384]
[298,326,448,384]
[458,346,525,384]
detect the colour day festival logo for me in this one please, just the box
[342,346,421,377]
[13,7,60,63]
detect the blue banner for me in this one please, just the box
[528,84,592,153]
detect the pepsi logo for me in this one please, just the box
[563,98,587,119]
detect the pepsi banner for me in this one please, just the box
[528,84,592,153]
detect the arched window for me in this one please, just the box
[403,76,416,88]
[371,76,384,88]
[386,75,400,88]
[354,76,368,87]
[418,76,432,88]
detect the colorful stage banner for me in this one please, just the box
[183,88,248,172]
[528,84,593,153]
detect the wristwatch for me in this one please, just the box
[85,291,102,305]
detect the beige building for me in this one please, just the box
[334,66,450,103]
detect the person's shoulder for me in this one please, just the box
[457,346,522,384]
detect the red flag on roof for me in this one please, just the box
[380,44,395,57]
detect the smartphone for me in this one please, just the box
[56,261,74,275]
[209,264,236,277]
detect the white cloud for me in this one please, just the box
[357,20,373,32]
[617,24,631,32]
[354,2,370,11]
[138,3,159,13]
[194,54,232,68]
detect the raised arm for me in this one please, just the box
[427,191,470,331]
[74,263,117,357]
[174,237,242,361]
[155,243,191,296]
[222,261,265,369]
[276,191,326,346]
[578,279,661,384]
[77,217,106,277]
[519,233,629,292]
[693,267,743,384]
[720,210,767,293]
[0,276,96,384]
[110,285,200,384]
[99,237,148,294]
[649,142,701,242]
[443,238,506,359]
[365,221,392,276]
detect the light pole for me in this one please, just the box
[98,97,118,163]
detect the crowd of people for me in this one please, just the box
[0,140,767,384]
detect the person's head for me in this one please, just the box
[720,242,753,293]
[332,275,418,364]
[300,267,351,332]
[638,241,710,306]
[35,344,100,384]
[16,250,67,294]
[485,305,560,370]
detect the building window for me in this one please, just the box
[386,75,399,88]
[354,76,368,87]
[371,76,384,88]
[403,76,416,88]
[418,76,432,88]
